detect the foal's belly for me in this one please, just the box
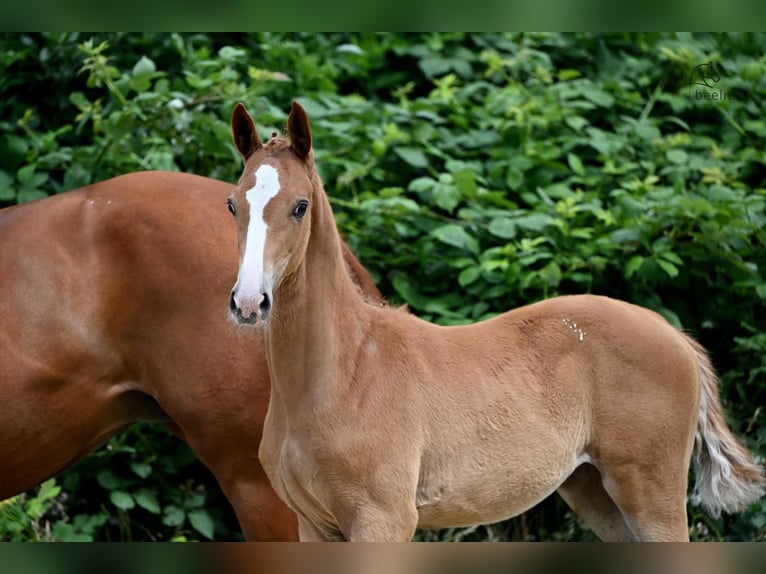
[414,448,580,530]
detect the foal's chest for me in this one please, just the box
[262,425,338,531]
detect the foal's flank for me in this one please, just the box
[226,101,765,542]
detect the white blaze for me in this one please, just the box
[236,164,281,299]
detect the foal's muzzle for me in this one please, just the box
[230,290,271,324]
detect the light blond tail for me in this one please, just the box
[690,338,765,517]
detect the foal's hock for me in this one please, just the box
[226,101,764,541]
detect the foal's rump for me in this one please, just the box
[416,294,763,533]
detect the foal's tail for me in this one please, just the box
[689,338,765,517]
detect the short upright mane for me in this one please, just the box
[261,137,292,153]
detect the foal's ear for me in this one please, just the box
[287,101,312,161]
[231,103,262,161]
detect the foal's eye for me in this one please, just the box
[227,199,236,217]
[293,200,309,220]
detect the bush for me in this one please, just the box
[1,32,763,541]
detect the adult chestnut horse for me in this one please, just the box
[226,101,765,541]
[0,170,383,540]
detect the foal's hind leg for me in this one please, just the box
[598,462,690,541]
[557,464,636,541]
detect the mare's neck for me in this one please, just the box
[264,177,370,405]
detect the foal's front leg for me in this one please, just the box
[339,503,419,542]
[298,516,334,541]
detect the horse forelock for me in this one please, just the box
[263,137,291,152]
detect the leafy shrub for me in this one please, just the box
[1,32,763,541]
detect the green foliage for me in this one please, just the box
[0,479,105,542]
[1,32,764,541]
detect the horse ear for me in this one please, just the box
[231,103,262,161]
[287,101,312,160]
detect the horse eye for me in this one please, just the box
[227,199,236,217]
[293,200,308,219]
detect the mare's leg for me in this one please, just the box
[211,463,299,541]
[230,482,299,541]
[556,463,636,541]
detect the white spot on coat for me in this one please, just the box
[561,318,586,342]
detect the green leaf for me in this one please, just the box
[392,274,428,309]
[705,185,737,202]
[565,116,588,132]
[110,490,135,510]
[633,121,661,142]
[430,224,479,254]
[37,479,61,502]
[452,169,477,197]
[514,213,549,232]
[432,183,461,212]
[666,149,688,165]
[97,470,121,490]
[488,217,518,240]
[505,167,524,190]
[395,147,429,168]
[558,69,581,81]
[539,261,562,286]
[418,57,453,78]
[581,86,615,107]
[0,134,29,169]
[218,46,246,61]
[16,164,36,185]
[458,266,481,287]
[132,55,156,78]
[567,153,585,176]
[407,177,434,193]
[660,251,683,265]
[0,170,14,201]
[130,56,158,92]
[131,462,152,479]
[657,259,679,278]
[188,510,215,540]
[658,307,683,329]
[162,505,186,527]
[336,43,364,56]
[134,489,161,514]
[624,255,645,278]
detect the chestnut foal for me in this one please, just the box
[226,102,764,541]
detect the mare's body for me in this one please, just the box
[0,170,381,540]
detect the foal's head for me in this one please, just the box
[227,101,316,325]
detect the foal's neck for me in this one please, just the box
[265,177,370,404]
